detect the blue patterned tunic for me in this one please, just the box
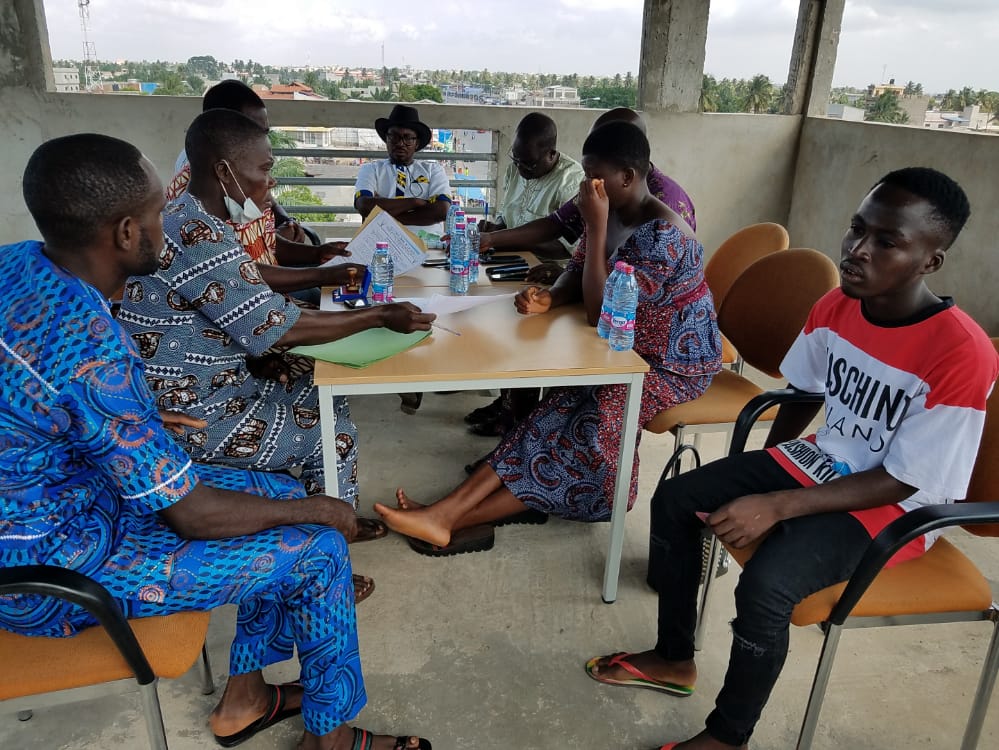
[117,194,357,501]
[0,243,365,734]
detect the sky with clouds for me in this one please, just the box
[44,0,999,93]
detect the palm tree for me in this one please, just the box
[742,74,773,114]
[699,74,719,113]
[866,91,909,124]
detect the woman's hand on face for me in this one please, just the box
[514,286,553,315]
[578,178,608,229]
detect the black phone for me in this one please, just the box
[487,265,529,282]
[421,258,450,268]
[480,254,526,265]
[344,298,369,309]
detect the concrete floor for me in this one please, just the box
[3,390,998,749]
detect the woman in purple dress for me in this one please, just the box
[375,121,722,554]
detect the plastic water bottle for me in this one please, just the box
[449,222,470,295]
[466,217,481,284]
[598,261,627,339]
[371,241,394,303]
[609,264,638,352]
[445,199,461,238]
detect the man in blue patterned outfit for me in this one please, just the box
[0,134,429,750]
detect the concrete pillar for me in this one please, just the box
[782,0,846,117]
[0,0,54,91]
[637,0,710,113]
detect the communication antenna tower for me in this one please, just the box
[78,0,100,91]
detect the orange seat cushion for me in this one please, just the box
[645,370,776,435]
[723,537,991,628]
[0,610,210,700]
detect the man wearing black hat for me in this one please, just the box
[353,104,452,232]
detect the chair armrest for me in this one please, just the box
[301,225,322,247]
[0,565,156,685]
[730,388,825,455]
[828,501,999,625]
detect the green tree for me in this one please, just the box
[186,74,205,94]
[742,74,773,114]
[303,71,321,90]
[371,87,396,102]
[699,74,719,113]
[186,55,219,79]
[152,71,189,96]
[273,185,338,223]
[272,158,305,178]
[399,83,443,103]
[866,91,909,124]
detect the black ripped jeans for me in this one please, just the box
[648,450,872,746]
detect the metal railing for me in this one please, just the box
[271,146,497,220]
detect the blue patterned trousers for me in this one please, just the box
[1,465,365,736]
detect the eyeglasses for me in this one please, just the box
[387,132,419,146]
[508,150,541,172]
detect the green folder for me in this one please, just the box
[290,328,431,368]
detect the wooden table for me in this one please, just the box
[314,291,648,603]
[394,251,541,287]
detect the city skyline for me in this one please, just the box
[44,0,999,93]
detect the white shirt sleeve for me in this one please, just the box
[354,162,379,198]
[427,162,452,203]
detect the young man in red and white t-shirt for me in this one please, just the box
[585,167,999,750]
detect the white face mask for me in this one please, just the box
[218,160,263,224]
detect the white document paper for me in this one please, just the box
[321,206,427,275]
[397,293,515,316]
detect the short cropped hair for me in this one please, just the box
[22,133,149,247]
[203,79,265,113]
[516,112,558,151]
[873,167,971,247]
[582,121,651,177]
[185,109,269,176]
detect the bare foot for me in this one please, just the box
[210,679,302,738]
[396,487,425,510]
[299,724,428,750]
[588,649,697,689]
[373,495,452,548]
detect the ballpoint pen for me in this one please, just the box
[431,322,461,336]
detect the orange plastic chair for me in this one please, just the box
[646,248,840,461]
[704,222,790,369]
[0,566,214,749]
[695,338,999,749]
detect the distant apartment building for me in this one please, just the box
[253,82,328,102]
[826,103,865,121]
[924,104,994,132]
[527,85,581,108]
[52,67,80,92]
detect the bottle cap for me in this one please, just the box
[467,217,477,224]
[375,241,389,249]
[614,260,627,272]
[455,222,466,230]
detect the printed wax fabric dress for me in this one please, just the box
[487,219,722,520]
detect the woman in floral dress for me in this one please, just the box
[375,121,722,553]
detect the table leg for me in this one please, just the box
[318,384,340,498]
[602,371,645,603]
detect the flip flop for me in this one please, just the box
[654,744,679,749]
[353,517,388,543]
[406,524,495,557]
[213,683,301,747]
[493,508,548,527]
[350,727,433,750]
[584,652,694,698]
[353,574,375,604]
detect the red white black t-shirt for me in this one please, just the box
[769,289,998,564]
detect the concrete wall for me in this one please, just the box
[788,117,999,333]
[0,90,802,258]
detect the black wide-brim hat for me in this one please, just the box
[375,104,433,151]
